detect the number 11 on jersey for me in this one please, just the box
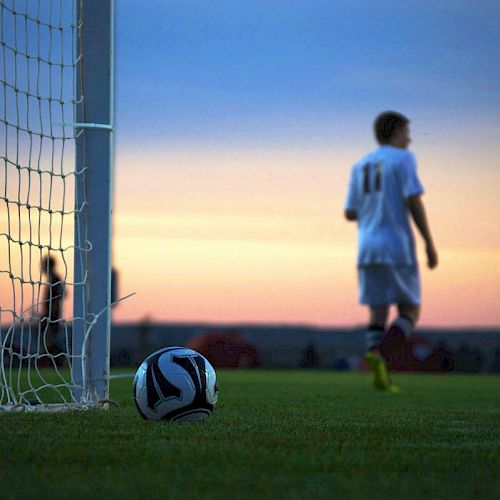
[363,161,383,194]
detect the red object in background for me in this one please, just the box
[187,331,260,369]
[388,335,453,372]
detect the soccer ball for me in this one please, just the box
[133,347,219,422]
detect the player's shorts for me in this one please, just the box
[358,264,420,306]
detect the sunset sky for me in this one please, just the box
[112,1,499,326]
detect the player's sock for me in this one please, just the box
[381,315,414,360]
[390,315,414,338]
[365,325,385,352]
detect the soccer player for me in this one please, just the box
[40,254,65,361]
[344,111,438,391]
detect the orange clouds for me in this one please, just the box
[2,144,499,328]
[111,144,500,327]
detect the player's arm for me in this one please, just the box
[407,194,438,269]
[344,209,358,221]
[344,167,359,222]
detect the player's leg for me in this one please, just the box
[359,266,389,351]
[380,266,420,368]
[365,305,389,351]
[364,305,394,391]
[384,304,418,344]
[366,305,400,392]
[358,266,399,392]
[380,304,418,371]
[398,303,420,325]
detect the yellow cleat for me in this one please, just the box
[387,384,401,394]
[365,351,400,393]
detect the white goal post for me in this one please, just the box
[0,0,114,411]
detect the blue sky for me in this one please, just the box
[2,0,499,325]
[110,1,500,326]
[115,0,500,148]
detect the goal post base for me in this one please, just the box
[0,402,109,414]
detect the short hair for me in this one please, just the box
[41,254,56,270]
[374,111,409,144]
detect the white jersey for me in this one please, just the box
[345,145,424,266]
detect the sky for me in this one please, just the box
[3,0,498,328]
[111,0,500,327]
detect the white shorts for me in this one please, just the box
[358,264,420,306]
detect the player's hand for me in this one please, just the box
[426,243,438,269]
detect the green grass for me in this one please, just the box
[1,371,499,499]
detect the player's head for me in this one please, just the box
[41,254,56,274]
[374,111,410,148]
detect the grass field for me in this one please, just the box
[1,370,499,499]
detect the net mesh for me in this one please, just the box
[0,0,95,411]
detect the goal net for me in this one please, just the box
[0,0,113,412]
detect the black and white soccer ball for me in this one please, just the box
[133,347,219,422]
